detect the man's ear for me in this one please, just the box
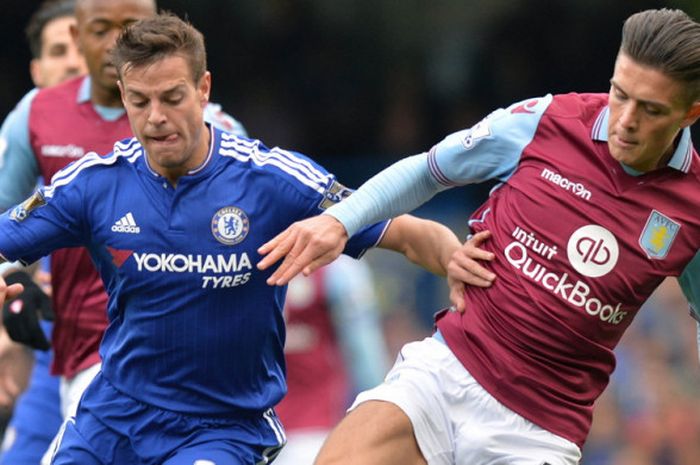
[69,23,82,54]
[117,80,126,106]
[198,71,211,107]
[682,101,700,127]
[29,59,42,88]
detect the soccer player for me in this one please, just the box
[274,256,389,465]
[0,1,86,463]
[0,1,246,463]
[26,0,87,89]
[0,13,462,464]
[257,8,700,464]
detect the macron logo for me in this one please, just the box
[540,168,591,201]
[111,212,141,234]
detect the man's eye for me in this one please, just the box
[47,45,68,58]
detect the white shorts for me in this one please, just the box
[273,429,329,465]
[41,362,102,465]
[350,336,581,465]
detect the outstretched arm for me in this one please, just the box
[377,215,461,277]
[255,213,459,285]
[257,154,445,285]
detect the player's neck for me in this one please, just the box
[91,83,123,109]
[154,125,212,188]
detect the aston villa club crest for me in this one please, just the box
[639,210,680,260]
[211,206,249,245]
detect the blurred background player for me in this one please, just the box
[274,256,389,465]
[0,1,86,464]
[0,1,246,463]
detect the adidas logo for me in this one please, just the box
[111,212,141,234]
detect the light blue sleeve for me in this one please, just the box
[429,94,552,185]
[324,256,389,390]
[0,89,40,212]
[203,102,248,138]
[325,95,553,236]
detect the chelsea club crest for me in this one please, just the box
[211,206,249,245]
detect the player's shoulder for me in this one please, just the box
[47,137,142,187]
[31,76,84,108]
[546,92,608,120]
[216,129,333,193]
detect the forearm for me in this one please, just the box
[379,215,461,276]
[324,153,447,236]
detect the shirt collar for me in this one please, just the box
[77,76,126,122]
[143,123,216,179]
[77,75,91,104]
[591,106,694,173]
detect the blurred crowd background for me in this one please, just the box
[2,1,700,463]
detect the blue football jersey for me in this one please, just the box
[0,125,389,416]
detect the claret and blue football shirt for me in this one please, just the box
[324,92,700,448]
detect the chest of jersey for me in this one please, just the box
[28,90,131,181]
[471,111,700,342]
[92,170,285,298]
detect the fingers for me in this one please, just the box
[0,282,24,308]
[6,283,24,300]
[448,252,495,287]
[265,240,344,286]
[465,230,496,262]
[449,230,496,286]
[257,216,349,286]
[448,278,466,313]
[301,251,342,277]
[0,376,20,409]
[265,242,313,286]
[256,229,293,271]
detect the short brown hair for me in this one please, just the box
[619,9,700,103]
[111,12,207,83]
[26,0,76,59]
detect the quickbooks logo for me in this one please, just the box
[111,212,141,234]
[504,225,627,325]
[567,225,618,278]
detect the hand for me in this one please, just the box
[257,215,349,286]
[448,230,496,313]
[0,274,25,308]
[0,327,33,409]
[2,271,53,351]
